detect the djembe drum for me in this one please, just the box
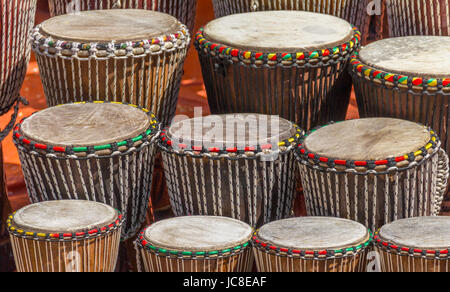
[158,114,303,227]
[31,9,189,127]
[212,0,370,44]
[48,0,198,36]
[350,36,450,202]
[374,216,450,272]
[386,0,450,37]
[7,200,123,272]
[0,0,36,115]
[13,101,160,239]
[135,216,253,272]
[295,118,449,231]
[195,11,360,131]
[253,217,372,272]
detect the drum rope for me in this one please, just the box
[0,96,27,143]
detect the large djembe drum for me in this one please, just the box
[48,0,198,36]
[13,101,160,239]
[159,114,303,227]
[195,11,360,131]
[374,216,450,272]
[31,9,189,127]
[386,0,450,37]
[0,0,36,115]
[135,216,253,272]
[212,0,371,44]
[7,200,123,272]
[295,118,449,231]
[350,36,450,202]
[253,217,372,272]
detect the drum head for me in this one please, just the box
[143,216,252,252]
[167,114,296,149]
[359,36,450,79]
[379,217,450,250]
[257,217,368,250]
[203,11,354,53]
[20,103,151,147]
[40,9,181,43]
[12,200,118,233]
[304,118,431,161]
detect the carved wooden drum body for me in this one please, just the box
[7,200,123,272]
[135,216,253,272]
[253,217,371,272]
[386,0,450,37]
[13,101,160,239]
[0,0,37,115]
[31,9,189,127]
[374,216,450,272]
[195,11,360,131]
[212,0,370,44]
[295,118,449,231]
[47,0,198,35]
[158,114,303,228]
[350,37,450,202]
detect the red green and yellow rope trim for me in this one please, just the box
[195,26,360,66]
[252,231,372,259]
[373,230,450,259]
[350,53,450,89]
[136,229,251,258]
[13,101,159,156]
[295,121,439,172]
[7,210,124,241]
[158,125,304,155]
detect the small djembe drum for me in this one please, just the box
[47,0,198,36]
[7,200,123,272]
[195,11,360,131]
[295,118,449,231]
[386,0,450,37]
[13,101,160,239]
[135,216,253,272]
[350,36,450,202]
[31,9,189,127]
[212,0,371,44]
[158,114,303,227]
[0,0,36,115]
[253,217,372,272]
[374,216,450,272]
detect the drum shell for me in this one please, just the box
[386,0,450,37]
[197,50,352,131]
[160,150,298,228]
[212,0,370,44]
[137,247,254,272]
[9,227,121,272]
[375,246,450,272]
[48,0,198,35]
[298,151,442,231]
[253,248,368,272]
[34,47,187,127]
[0,0,36,115]
[15,142,157,240]
[352,73,450,159]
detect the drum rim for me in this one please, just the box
[135,229,252,259]
[31,22,190,59]
[13,101,160,158]
[350,54,450,91]
[252,230,372,260]
[158,124,303,158]
[194,26,360,67]
[294,121,440,174]
[7,209,124,242]
[374,230,450,260]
